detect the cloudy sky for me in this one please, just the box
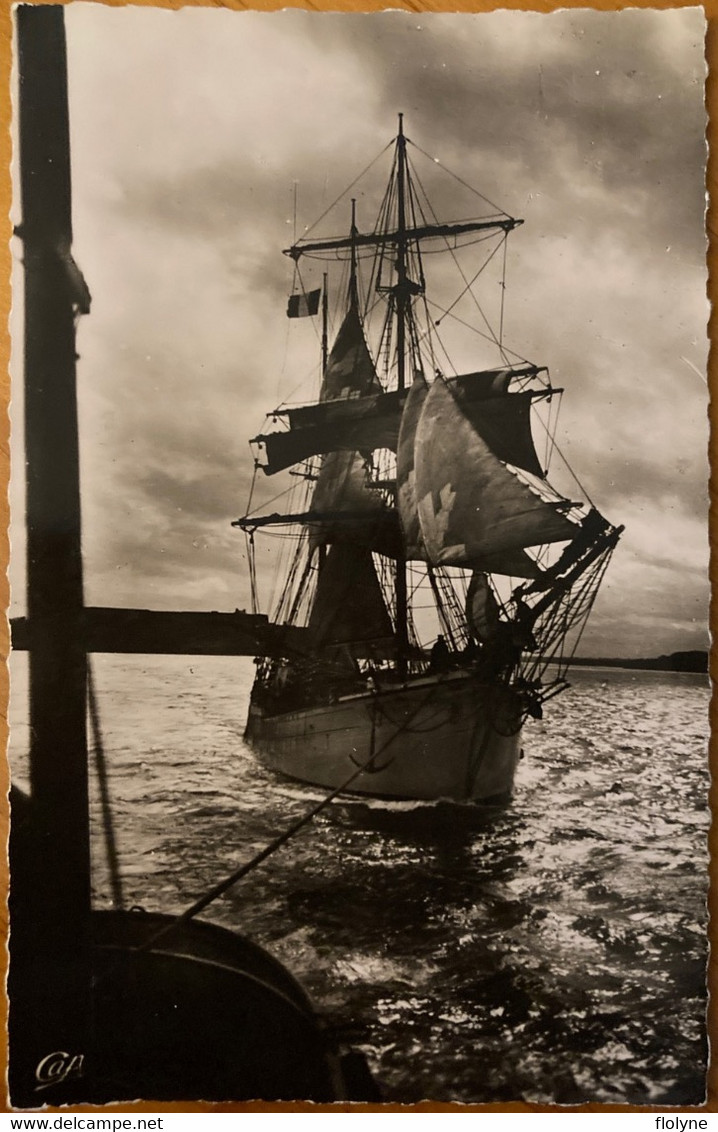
[10,4,708,658]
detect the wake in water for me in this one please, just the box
[9,655,710,1104]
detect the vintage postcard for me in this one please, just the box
[6,2,710,1108]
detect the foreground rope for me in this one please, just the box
[137,679,445,953]
[88,660,124,911]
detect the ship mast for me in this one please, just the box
[349,197,359,310]
[393,114,410,676]
[321,270,329,373]
[266,119,525,664]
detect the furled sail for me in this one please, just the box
[414,378,576,569]
[307,543,394,655]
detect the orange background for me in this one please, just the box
[0,0,712,1115]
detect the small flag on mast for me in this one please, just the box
[287,288,321,319]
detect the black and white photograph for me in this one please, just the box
[7,2,709,1108]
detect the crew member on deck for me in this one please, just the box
[429,634,451,673]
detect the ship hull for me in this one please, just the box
[245,670,522,804]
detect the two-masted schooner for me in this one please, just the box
[236,116,621,805]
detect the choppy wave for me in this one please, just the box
[9,656,710,1104]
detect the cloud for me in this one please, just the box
[10,6,708,662]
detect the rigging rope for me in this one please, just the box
[299,142,394,244]
[87,660,124,911]
[529,399,595,506]
[407,138,512,220]
[135,677,449,955]
[432,233,507,329]
[425,298,535,367]
[499,234,508,357]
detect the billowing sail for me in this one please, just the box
[466,571,501,643]
[461,546,541,580]
[307,543,394,654]
[415,378,575,568]
[396,376,428,558]
[450,379,544,478]
[254,363,548,477]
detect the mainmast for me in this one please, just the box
[395,114,409,392]
[321,271,329,373]
[393,114,410,676]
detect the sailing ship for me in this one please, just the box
[236,116,621,805]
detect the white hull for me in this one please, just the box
[245,670,522,804]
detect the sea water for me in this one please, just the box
[8,655,710,1105]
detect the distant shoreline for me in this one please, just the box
[568,650,708,674]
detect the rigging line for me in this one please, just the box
[247,532,259,615]
[244,463,261,613]
[529,399,594,506]
[428,312,461,378]
[565,555,613,662]
[426,567,458,651]
[267,507,295,616]
[292,181,298,245]
[425,298,535,366]
[407,302,425,373]
[543,389,561,474]
[415,292,437,375]
[299,141,394,243]
[407,138,512,220]
[284,542,315,626]
[244,460,259,519]
[407,169,503,261]
[294,262,325,357]
[274,361,324,411]
[276,309,293,407]
[135,677,450,955]
[407,564,431,604]
[408,162,511,360]
[87,660,124,911]
[438,235,502,353]
[274,536,302,623]
[409,158,504,260]
[434,234,507,326]
[499,233,509,363]
[242,476,310,521]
